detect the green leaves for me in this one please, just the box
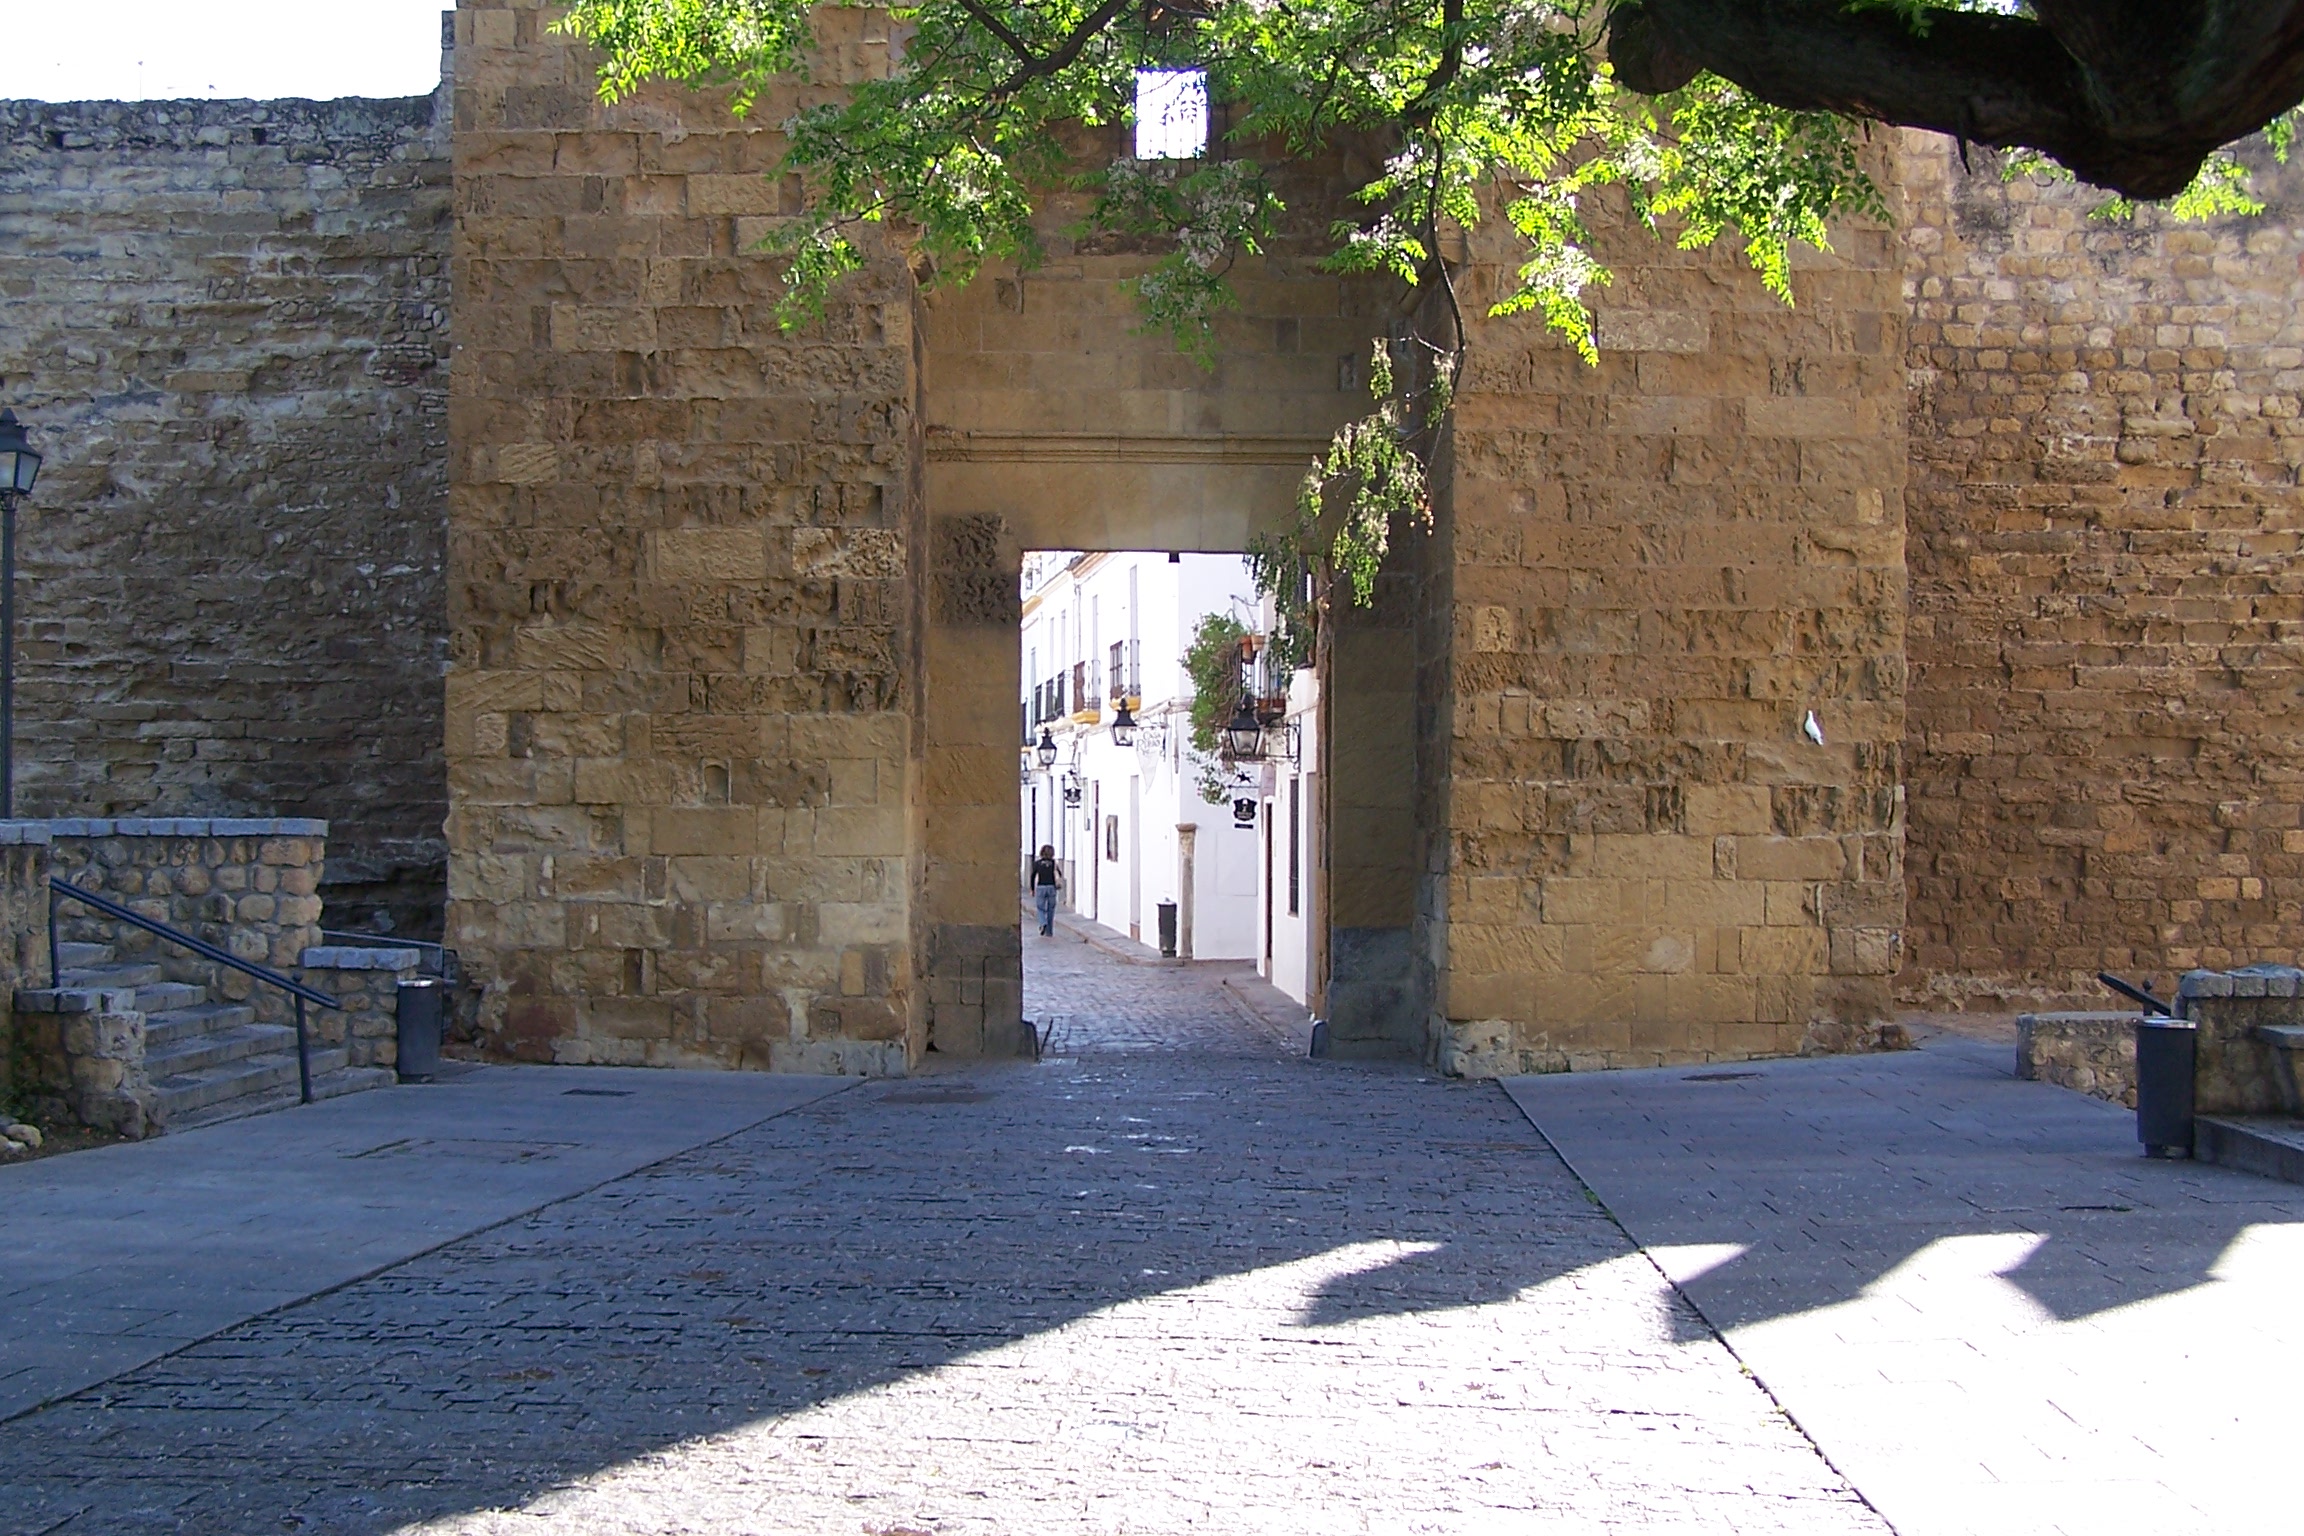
[1092,159,1283,359]
[554,0,814,116]
[2004,109,2300,224]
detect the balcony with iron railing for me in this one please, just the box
[1070,659,1102,723]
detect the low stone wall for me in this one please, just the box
[300,945,425,1071]
[2177,964,2304,1116]
[11,985,152,1137]
[47,819,326,1026]
[2017,1012,2136,1107]
[0,822,54,1101]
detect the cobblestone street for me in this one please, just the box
[0,930,1880,1535]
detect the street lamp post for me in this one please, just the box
[0,410,44,820]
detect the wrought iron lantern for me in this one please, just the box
[0,408,40,820]
[1109,699,1138,748]
[1035,727,1059,770]
[1222,701,1265,761]
[0,411,41,498]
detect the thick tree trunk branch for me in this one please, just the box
[1610,0,2304,199]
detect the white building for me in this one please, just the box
[1020,551,1323,1008]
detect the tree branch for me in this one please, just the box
[1404,0,1466,124]
[1609,0,2304,199]
[953,0,1040,70]
[989,0,1139,99]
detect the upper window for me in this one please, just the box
[1134,69,1209,160]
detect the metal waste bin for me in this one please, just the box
[396,976,445,1083]
[2135,1014,2197,1158]
[1157,901,1179,958]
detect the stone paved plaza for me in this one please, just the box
[2,927,2295,1534]
[3,932,1880,1535]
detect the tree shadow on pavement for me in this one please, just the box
[0,1053,1658,1536]
[1505,1037,2304,1345]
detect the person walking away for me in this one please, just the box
[1031,844,1062,936]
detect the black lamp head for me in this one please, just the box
[0,410,40,498]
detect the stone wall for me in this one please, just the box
[448,0,919,1073]
[1428,180,1910,1075]
[2016,1011,2136,1105]
[0,87,452,937]
[48,818,328,1027]
[0,822,53,1099]
[300,944,427,1071]
[2177,962,2304,1116]
[10,986,151,1137]
[1900,134,2304,1012]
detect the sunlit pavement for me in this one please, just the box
[0,931,1882,1535]
[1507,1040,2304,1536]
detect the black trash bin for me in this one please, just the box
[396,976,445,1083]
[2134,1014,2197,1158]
[1157,901,1179,958]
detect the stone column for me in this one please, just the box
[446,1,919,1075]
[920,514,1027,1056]
[1325,583,1420,1056]
[1176,823,1197,961]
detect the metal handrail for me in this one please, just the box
[2098,971,2173,1015]
[49,877,342,1105]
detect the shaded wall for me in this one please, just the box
[1900,132,2304,1010]
[0,92,452,936]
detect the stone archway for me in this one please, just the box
[444,3,1909,1077]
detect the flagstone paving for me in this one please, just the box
[0,929,1881,1535]
[1505,1039,2304,1536]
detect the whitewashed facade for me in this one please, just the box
[1019,552,1320,1006]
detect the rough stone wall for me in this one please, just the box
[0,824,52,996]
[0,92,452,937]
[1431,183,1909,1075]
[10,987,151,1137]
[300,944,427,1070]
[2016,1011,2137,1105]
[448,0,919,1073]
[0,822,54,1098]
[1901,134,2304,1011]
[48,818,328,1027]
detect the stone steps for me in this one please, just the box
[59,961,166,992]
[144,1001,259,1048]
[38,935,394,1134]
[153,1043,351,1120]
[165,1063,397,1133]
[145,1020,298,1079]
[2195,1115,2304,1186]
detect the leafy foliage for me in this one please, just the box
[1181,613,1250,759]
[1181,613,1251,804]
